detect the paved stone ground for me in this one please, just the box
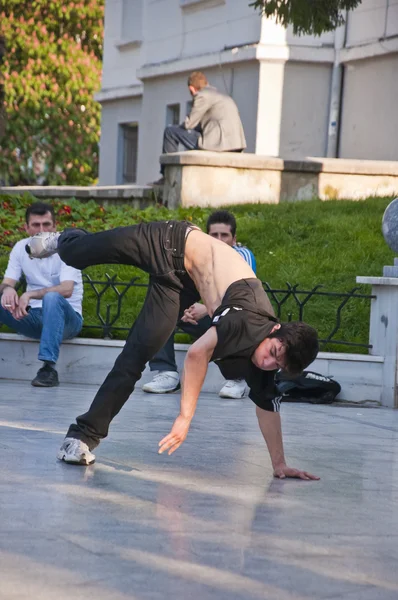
[1,379,398,600]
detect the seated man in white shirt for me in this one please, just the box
[0,202,83,387]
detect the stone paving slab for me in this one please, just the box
[1,379,398,599]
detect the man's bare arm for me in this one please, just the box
[0,278,17,294]
[256,407,320,480]
[158,326,218,455]
[25,280,75,300]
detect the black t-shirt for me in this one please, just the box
[210,278,282,412]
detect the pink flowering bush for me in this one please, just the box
[0,0,104,185]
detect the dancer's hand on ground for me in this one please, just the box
[273,464,320,480]
[158,415,191,455]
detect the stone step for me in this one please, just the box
[0,184,160,208]
[0,333,386,405]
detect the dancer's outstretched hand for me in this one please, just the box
[273,464,320,480]
[158,415,191,456]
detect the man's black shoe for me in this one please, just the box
[31,364,59,387]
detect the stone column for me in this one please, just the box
[356,276,398,408]
[255,60,285,156]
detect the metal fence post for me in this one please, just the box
[357,276,398,408]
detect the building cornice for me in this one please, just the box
[94,84,143,103]
[340,35,398,63]
[137,45,258,80]
[137,42,337,80]
[256,43,334,63]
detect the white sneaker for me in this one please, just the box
[219,379,246,399]
[142,371,180,394]
[26,231,61,259]
[57,437,96,465]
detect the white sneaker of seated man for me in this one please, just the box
[142,371,180,394]
[219,379,246,399]
[57,437,96,465]
[26,231,61,259]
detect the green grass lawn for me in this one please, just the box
[0,195,396,352]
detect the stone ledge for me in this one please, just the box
[0,333,382,361]
[357,276,398,286]
[0,184,154,199]
[161,152,398,207]
[0,332,191,351]
[0,333,219,390]
[0,333,387,404]
[160,151,398,176]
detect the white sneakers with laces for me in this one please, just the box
[143,371,246,398]
[142,371,180,393]
[219,379,247,399]
[26,231,61,259]
[57,437,96,465]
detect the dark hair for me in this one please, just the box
[269,321,319,376]
[206,210,237,237]
[187,71,208,90]
[25,202,55,225]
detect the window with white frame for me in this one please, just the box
[121,0,143,44]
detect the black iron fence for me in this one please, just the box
[261,282,374,350]
[80,274,374,351]
[0,272,374,351]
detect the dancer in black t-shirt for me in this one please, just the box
[26,221,319,480]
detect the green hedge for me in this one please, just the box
[0,193,395,352]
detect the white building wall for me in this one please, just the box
[142,0,261,67]
[101,0,143,90]
[339,54,398,161]
[98,97,142,185]
[279,62,331,158]
[228,62,260,154]
[345,0,396,45]
[261,14,334,47]
[97,0,398,186]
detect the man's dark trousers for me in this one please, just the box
[57,221,200,449]
[150,317,212,372]
[161,126,200,174]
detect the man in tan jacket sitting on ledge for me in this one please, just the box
[157,71,246,182]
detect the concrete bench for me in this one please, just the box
[160,151,398,208]
[0,332,385,405]
[0,332,224,391]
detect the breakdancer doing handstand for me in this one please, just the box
[26,220,319,479]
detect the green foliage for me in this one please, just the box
[251,0,362,36]
[0,0,103,185]
[0,194,395,351]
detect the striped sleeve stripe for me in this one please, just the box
[234,246,254,269]
[272,396,282,412]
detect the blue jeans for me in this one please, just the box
[0,292,83,363]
